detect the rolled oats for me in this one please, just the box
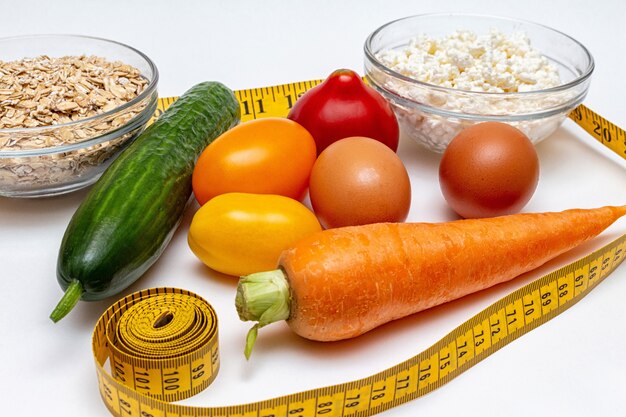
[0,55,148,140]
[0,55,154,195]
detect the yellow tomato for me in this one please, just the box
[188,192,322,276]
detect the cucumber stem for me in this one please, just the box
[235,269,291,359]
[50,280,83,323]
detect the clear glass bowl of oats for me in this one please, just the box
[0,34,158,197]
[364,13,594,153]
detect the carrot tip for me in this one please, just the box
[236,269,291,359]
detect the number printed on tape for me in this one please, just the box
[93,80,626,417]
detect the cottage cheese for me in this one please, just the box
[372,29,570,152]
[377,29,561,93]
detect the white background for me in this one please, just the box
[1,0,625,416]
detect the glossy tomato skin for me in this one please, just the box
[192,118,317,205]
[287,69,399,154]
[439,122,539,219]
[188,193,322,276]
[309,137,411,228]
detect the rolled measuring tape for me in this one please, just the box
[94,80,626,417]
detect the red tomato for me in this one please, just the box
[287,69,399,154]
[309,137,411,228]
[192,118,317,205]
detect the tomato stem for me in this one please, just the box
[236,269,291,359]
[50,280,83,323]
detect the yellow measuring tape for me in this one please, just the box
[154,80,626,160]
[93,80,626,417]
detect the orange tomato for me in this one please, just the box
[192,118,317,205]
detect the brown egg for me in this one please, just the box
[309,137,411,228]
[439,122,539,219]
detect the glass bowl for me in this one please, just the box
[364,13,594,153]
[0,34,158,197]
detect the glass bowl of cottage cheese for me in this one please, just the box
[364,13,594,152]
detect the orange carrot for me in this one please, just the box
[236,205,626,358]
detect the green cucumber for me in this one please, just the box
[50,82,240,322]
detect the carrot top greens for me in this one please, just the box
[236,269,291,359]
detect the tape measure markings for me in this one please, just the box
[104,81,626,417]
[155,82,626,161]
[569,103,626,158]
[93,235,625,417]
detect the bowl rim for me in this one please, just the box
[364,12,595,97]
[0,34,159,151]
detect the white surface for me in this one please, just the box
[1,0,625,416]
